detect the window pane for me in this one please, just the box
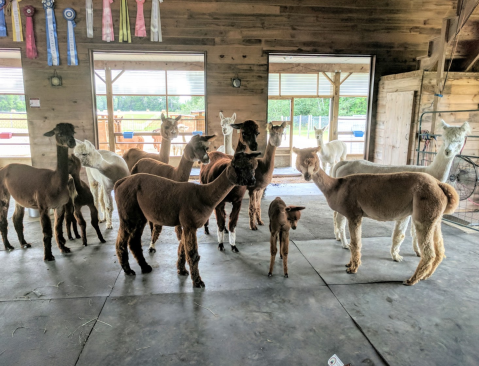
[340,73,369,96]
[113,70,166,95]
[0,68,25,94]
[318,73,333,96]
[281,74,317,96]
[268,74,279,96]
[167,71,204,95]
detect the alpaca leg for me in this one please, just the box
[423,223,445,280]
[204,219,210,235]
[87,170,101,217]
[404,221,436,286]
[88,203,106,244]
[12,203,30,248]
[221,204,228,234]
[127,221,151,274]
[74,205,88,246]
[255,189,265,226]
[268,231,278,277]
[97,186,106,223]
[64,200,77,240]
[346,218,362,273]
[333,211,341,241]
[228,200,243,253]
[40,208,55,261]
[116,221,134,275]
[336,213,350,249]
[103,188,114,229]
[183,228,204,288]
[0,190,13,251]
[390,217,410,262]
[281,230,290,278]
[54,206,71,254]
[176,229,189,276]
[411,222,421,257]
[215,203,226,251]
[148,225,162,253]
[249,190,258,230]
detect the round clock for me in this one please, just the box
[232,78,241,88]
[50,75,62,86]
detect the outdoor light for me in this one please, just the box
[232,77,241,88]
[50,70,62,87]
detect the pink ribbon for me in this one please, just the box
[102,0,114,42]
[135,0,146,37]
[23,5,37,59]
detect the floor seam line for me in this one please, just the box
[291,239,391,366]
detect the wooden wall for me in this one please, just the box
[0,0,458,168]
[375,71,479,164]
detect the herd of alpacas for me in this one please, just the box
[0,112,468,288]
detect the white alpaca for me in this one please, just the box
[73,140,130,229]
[314,125,347,173]
[216,112,236,155]
[331,120,470,261]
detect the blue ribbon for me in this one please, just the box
[0,0,7,37]
[63,8,78,66]
[43,0,59,66]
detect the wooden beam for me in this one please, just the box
[105,66,116,152]
[0,58,22,68]
[93,60,204,71]
[269,63,370,74]
[322,72,334,85]
[340,72,353,85]
[329,72,341,142]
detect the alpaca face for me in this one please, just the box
[67,154,82,176]
[161,113,181,140]
[44,123,76,149]
[74,140,99,168]
[440,120,470,157]
[314,126,327,142]
[230,152,261,186]
[190,134,216,164]
[293,147,320,181]
[219,112,236,136]
[231,120,260,152]
[285,206,306,230]
[267,122,287,147]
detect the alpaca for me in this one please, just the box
[131,134,216,253]
[114,120,145,155]
[123,113,181,171]
[152,128,162,152]
[216,112,236,155]
[114,152,260,288]
[313,125,347,173]
[294,147,459,286]
[171,124,189,156]
[74,140,129,229]
[247,122,287,231]
[268,197,305,278]
[200,120,260,252]
[0,123,76,260]
[331,120,470,261]
[56,155,106,247]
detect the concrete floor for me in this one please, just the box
[0,184,478,366]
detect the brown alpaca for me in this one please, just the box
[200,119,260,252]
[56,155,106,247]
[0,123,76,260]
[294,147,459,286]
[114,152,260,287]
[247,122,287,230]
[152,128,162,152]
[114,120,145,155]
[131,134,216,253]
[123,113,181,171]
[268,197,305,278]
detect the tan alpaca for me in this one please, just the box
[131,134,216,252]
[114,152,260,288]
[268,197,305,278]
[0,123,76,260]
[123,113,181,171]
[114,120,145,155]
[293,147,459,286]
[248,122,287,230]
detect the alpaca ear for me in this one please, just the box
[280,122,287,129]
[202,134,217,141]
[313,126,318,131]
[230,123,242,130]
[44,128,55,137]
[84,140,95,149]
[161,113,166,122]
[75,138,84,146]
[219,112,224,120]
[461,121,471,135]
[174,115,182,123]
[267,122,272,131]
[292,147,300,154]
[231,113,236,122]
[287,206,306,212]
[441,119,450,130]
[247,152,262,158]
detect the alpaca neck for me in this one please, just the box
[235,139,247,153]
[317,136,328,155]
[427,143,457,182]
[159,137,171,163]
[224,133,234,155]
[71,172,84,193]
[312,167,337,196]
[55,145,70,187]
[261,140,276,172]
[175,144,195,181]
[200,168,235,207]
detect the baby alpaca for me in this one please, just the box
[268,197,305,278]
[314,126,347,173]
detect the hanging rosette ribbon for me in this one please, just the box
[119,0,131,43]
[150,0,163,42]
[0,0,7,38]
[63,8,78,66]
[85,0,93,38]
[135,0,146,37]
[23,5,37,59]
[11,0,23,41]
[42,0,60,66]
[102,0,114,42]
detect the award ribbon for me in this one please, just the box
[102,0,114,42]
[135,0,146,37]
[11,0,23,41]
[0,0,7,37]
[85,0,93,38]
[150,0,163,42]
[42,0,60,66]
[119,0,131,43]
[23,5,37,59]
[63,8,78,66]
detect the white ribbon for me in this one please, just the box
[67,21,76,64]
[86,0,93,38]
[150,0,163,42]
[11,0,23,42]
[46,8,59,65]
